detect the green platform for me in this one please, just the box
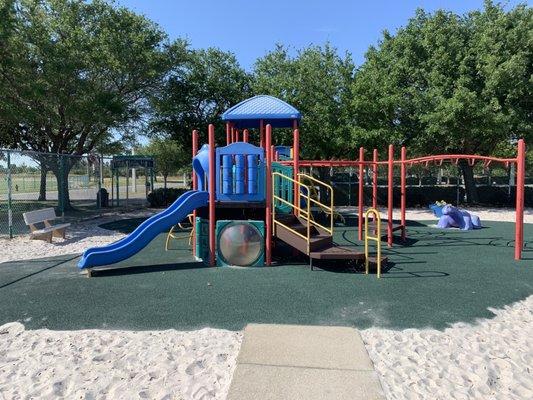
[0,219,531,331]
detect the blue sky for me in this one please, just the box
[118,0,529,70]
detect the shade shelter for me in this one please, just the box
[110,155,155,207]
[221,95,301,145]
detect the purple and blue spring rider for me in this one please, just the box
[436,204,482,230]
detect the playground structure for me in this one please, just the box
[78,95,527,273]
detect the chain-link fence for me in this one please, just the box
[0,149,165,237]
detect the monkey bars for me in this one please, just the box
[279,139,526,260]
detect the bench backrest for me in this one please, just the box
[23,208,58,225]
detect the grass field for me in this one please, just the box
[0,175,189,195]
[0,174,94,194]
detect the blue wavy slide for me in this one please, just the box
[78,190,208,269]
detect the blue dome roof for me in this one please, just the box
[221,95,301,129]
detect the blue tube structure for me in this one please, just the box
[222,155,233,194]
[235,155,245,194]
[247,155,258,194]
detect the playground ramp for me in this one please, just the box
[78,190,208,269]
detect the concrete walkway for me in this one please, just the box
[227,324,386,400]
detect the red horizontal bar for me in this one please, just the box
[279,154,517,168]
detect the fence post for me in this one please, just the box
[116,168,120,207]
[58,154,65,219]
[7,150,13,238]
[150,168,154,195]
[97,155,102,210]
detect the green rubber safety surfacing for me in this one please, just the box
[0,219,531,332]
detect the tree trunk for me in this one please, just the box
[38,165,47,201]
[163,174,168,190]
[459,161,479,204]
[51,156,74,212]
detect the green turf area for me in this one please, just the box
[0,219,531,331]
[0,174,93,194]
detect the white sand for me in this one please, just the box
[362,295,533,400]
[0,324,242,400]
[336,206,533,223]
[0,298,531,399]
[0,210,153,264]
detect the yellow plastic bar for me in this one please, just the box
[272,172,312,252]
[364,208,381,278]
[298,173,334,234]
[273,171,337,255]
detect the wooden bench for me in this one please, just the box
[23,208,71,243]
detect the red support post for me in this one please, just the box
[358,147,364,241]
[387,144,394,247]
[192,130,198,257]
[265,124,273,266]
[293,127,300,216]
[401,146,406,241]
[243,129,249,143]
[235,130,240,142]
[208,124,216,266]
[515,138,525,260]
[230,127,234,143]
[226,123,230,145]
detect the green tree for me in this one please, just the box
[0,0,172,207]
[253,44,356,160]
[142,138,186,189]
[352,1,532,202]
[150,47,251,151]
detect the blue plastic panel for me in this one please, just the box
[216,142,265,202]
[247,155,258,195]
[192,144,210,191]
[222,155,233,194]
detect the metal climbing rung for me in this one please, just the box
[364,208,382,278]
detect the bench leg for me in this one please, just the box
[30,232,53,243]
[53,228,66,239]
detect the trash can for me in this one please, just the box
[97,188,109,207]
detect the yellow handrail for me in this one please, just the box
[364,208,382,278]
[273,171,336,255]
[298,173,334,235]
[273,172,313,253]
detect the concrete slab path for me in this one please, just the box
[227,324,386,400]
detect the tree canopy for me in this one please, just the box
[149,47,251,150]
[253,44,356,159]
[0,0,172,206]
[351,1,532,200]
[352,1,532,156]
[141,138,187,189]
[0,0,171,154]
